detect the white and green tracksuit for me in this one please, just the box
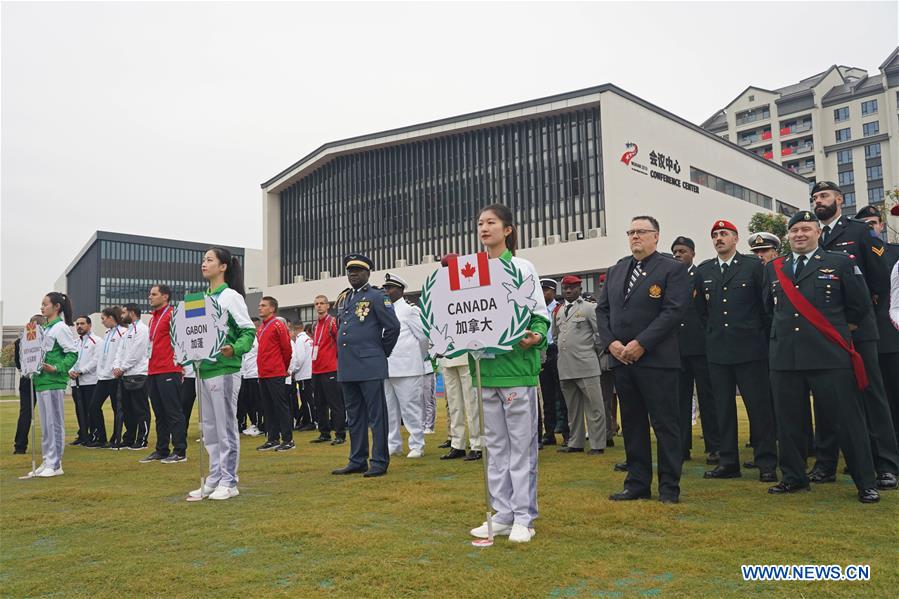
[194,284,255,489]
[469,251,550,529]
[33,318,79,470]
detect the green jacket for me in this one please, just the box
[33,318,79,392]
[196,284,256,380]
[470,252,550,388]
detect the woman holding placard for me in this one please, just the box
[22,292,79,478]
[468,204,550,543]
[187,248,256,501]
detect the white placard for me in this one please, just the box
[19,322,46,377]
[170,293,230,364]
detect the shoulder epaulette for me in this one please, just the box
[335,288,352,304]
[698,257,717,267]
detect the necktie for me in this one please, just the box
[821,225,831,244]
[794,255,807,281]
[627,261,643,297]
[721,262,729,276]
[565,303,573,317]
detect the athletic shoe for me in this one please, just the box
[161,454,186,464]
[257,441,279,451]
[248,426,263,437]
[508,524,535,543]
[389,450,404,457]
[128,442,148,451]
[19,463,46,479]
[209,486,239,500]
[423,428,435,435]
[187,484,215,500]
[107,441,125,450]
[470,520,512,538]
[35,467,64,478]
[311,435,331,444]
[84,441,108,449]
[275,441,296,452]
[139,451,166,463]
[407,448,423,459]
[330,437,346,446]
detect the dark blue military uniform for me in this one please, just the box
[335,277,401,475]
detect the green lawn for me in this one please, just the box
[0,395,896,598]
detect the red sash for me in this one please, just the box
[773,256,868,390]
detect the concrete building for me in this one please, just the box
[260,83,808,321]
[702,47,899,226]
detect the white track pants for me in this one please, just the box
[199,374,240,488]
[37,389,65,470]
[385,376,425,453]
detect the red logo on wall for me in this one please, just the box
[620,142,638,165]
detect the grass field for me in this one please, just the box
[0,395,896,598]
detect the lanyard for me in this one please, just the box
[149,305,171,341]
[313,316,332,347]
[103,327,123,355]
[256,318,277,340]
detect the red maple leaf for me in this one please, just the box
[460,262,476,279]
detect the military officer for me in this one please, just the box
[694,220,778,482]
[748,232,782,265]
[855,204,899,446]
[671,236,720,464]
[554,275,607,454]
[331,254,401,478]
[763,210,879,503]
[539,278,568,446]
[810,182,898,490]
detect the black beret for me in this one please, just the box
[854,205,881,220]
[810,181,842,196]
[670,236,695,251]
[344,253,374,271]
[788,210,819,229]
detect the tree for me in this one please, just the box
[0,343,15,368]
[748,212,791,253]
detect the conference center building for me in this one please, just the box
[260,84,809,321]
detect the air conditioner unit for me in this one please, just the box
[319,271,331,280]
[531,237,544,247]
[546,235,561,245]
[587,228,602,239]
[420,255,435,264]
[568,231,584,242]
[293,275,306,283]
[395,259,408,268]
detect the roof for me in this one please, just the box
[879,47,899,71]
[64,231,244,276]
[261,83,808,190]
[821,73,885,105]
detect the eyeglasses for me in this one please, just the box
[625,229,657,237]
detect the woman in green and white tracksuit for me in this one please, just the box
[469,204,550,543]
[187,247,256,501]
[24,292,79,478]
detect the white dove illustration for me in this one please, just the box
[502,275,537,311]
[428,322,456,358]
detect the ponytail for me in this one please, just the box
[45,292,74,326]
[208,247,246,297]
[479,203,518,255]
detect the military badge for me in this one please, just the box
[649,284,662,299]
[355,301,371,321]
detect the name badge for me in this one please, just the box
[312,346,319,361]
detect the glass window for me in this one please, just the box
[862,121,879,137]
[866,165,883,181]
[861,99,877,115]
[843,192,856,206]
[836,150,852,165]
[835,128,851,142]
[865,143,881,158]
[838,170,854,186]
[833,106,849,122]
[868,187,884,203]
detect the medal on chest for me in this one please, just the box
[355,300,371,321]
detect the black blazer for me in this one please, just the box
[763,249,872,371]
[693,252,769,365]
[677,264,706,357]
[596,251,690,369]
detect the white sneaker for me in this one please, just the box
[423,428,435,434]
[19,463,46,479]
[407,448,423,459]
[246,425,261,436]
[508,523,535,543]
[209,486,239,500]
[187,484,215,500]
[36,467,64,478]
[389,450,404,457]
[470,520,512,538]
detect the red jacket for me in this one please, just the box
[256,317,292,379]
[148,305,180,376]
[311,314,338,374]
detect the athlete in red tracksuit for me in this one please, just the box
[310,295,347,444]
[256,297,294,451]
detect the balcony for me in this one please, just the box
[782,143,813,156]
[739,129,773,147]
[779,121,813,137]
[736,111,771,126]
[762,151,774,160]
[787,164,815,175]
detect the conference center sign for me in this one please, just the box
[619,141,699,194]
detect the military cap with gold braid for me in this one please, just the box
[344,253,374,271]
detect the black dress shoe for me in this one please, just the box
[613,462,628,472]
[587,449,604,455]
[438,439,452,449]
[606,439,615,448]
[759,470,778,483]
[858,488,880,503]
[706,452,720,465]
[609,489,651,501]
[808,469,836,483]
[704,466,741,479]
[875,472,898,490]
[659,495,679,504]
[331,437,346,446]
[768,481,810,494]
[311,435,331,443]
[542,435,557,446]
[557,446,584,453]
[743,460,758,469]
[464,450,482,461]
[440,448,466,460]
[332,464,367,475]
[363,468,386,478]
[13,448,26,455]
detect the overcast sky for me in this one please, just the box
[2,1,897,325]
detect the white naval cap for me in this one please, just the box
[383,272,409,289]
